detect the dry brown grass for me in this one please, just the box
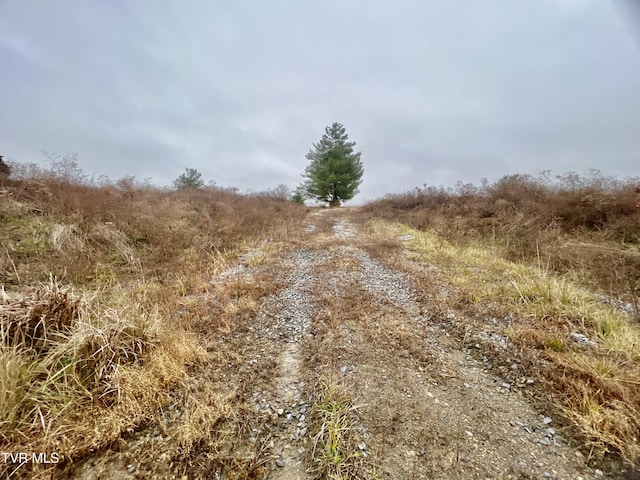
[1,278,80,353]
[0,168,306,477]
[364,171,640,314]
[0,279,187,472]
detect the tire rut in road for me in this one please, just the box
[246,248,322,479]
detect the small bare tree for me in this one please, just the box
[41,150,88,184]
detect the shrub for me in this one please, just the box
[365,171,640,310]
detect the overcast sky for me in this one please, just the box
[1,1,639,202]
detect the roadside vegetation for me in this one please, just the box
[310,377,368,480]
[367,170,640,308]
[363,170,640,467]
[0,157,306,478]
[3,156,640,476]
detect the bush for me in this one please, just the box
[365,171,640,309]
[0,161,306,474]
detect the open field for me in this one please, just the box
[1,173,639,479]
[0,174,306,478]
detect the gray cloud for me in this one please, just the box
[1,0,639,201]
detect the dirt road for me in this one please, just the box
[70,208,619,479]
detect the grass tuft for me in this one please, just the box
[310,376,364,479]
[1,276,81,353]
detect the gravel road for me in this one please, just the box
[238,208,612,479]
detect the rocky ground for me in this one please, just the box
[65,208,630,479]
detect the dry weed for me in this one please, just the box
[365,171,640,310]
[0,277,81,353]
[0,172,306,476]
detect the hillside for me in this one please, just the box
[1,173,639,479]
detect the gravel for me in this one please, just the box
[352,249,417,309]
[245,215,611,479]
[333,220,356,238]
[257,249,318,341]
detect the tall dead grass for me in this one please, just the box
[0,278,162,433]
[0,165,306,476]
[365,170,640,312]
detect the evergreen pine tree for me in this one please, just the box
[301,122,363,207]
[173,168,205,190]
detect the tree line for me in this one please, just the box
[2,122,364,206]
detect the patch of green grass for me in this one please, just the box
[5,217,53,254]
[1,215,52,257]
[544,337,565,352]
[0,214,20,226]
[311,377,364,479]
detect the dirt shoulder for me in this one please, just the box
[62,208,631,479]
